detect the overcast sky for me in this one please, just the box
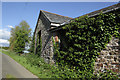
[1,2,119,47]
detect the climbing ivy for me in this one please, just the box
[36,33,42,56]
[53,9,120,77]
[29,35,35,53]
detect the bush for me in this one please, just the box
[26,53,45,66]
[2,47,9,50]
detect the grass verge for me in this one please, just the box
[0,49,56,78]
[1,49,119,79]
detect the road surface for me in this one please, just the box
[1,52,40,80]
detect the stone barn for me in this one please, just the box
[34,3,120,73]
[34,10,72,63]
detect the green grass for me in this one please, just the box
[0,49,56,78]
[5,74,17,80]
[0,49,119,79]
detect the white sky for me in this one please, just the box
[0,26,12,47]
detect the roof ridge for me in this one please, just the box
[76,3,120,19]
[40,10,73,19]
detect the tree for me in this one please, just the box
[9,21,31,54]
[9,26,20,51]
[28,34,35,53]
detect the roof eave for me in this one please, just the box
[33,10,41,36]
[49,3,120,32]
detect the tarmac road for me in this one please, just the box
[1,52,40,80]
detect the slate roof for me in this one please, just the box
[76,3,120,18]
[49,2,120,32]
[41,10,72,24]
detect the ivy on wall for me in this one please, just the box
[29,35,35,53]
[54,10,120,75]
[36,33,42,56]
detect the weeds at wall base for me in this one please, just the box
[1,49,119,79]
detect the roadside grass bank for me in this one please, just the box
[6,74,17,80]
[0,49,57,78]
[1,49,119,79]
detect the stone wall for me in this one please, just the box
[35,12,55,64]
[94,37,120,73]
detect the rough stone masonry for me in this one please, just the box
[94,37,120,73]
